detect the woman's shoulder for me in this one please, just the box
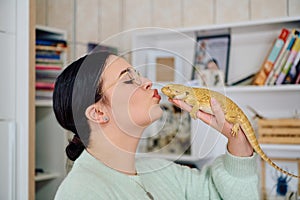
[55,165,112,199]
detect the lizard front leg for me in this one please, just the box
[185,97,200,119]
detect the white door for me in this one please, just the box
[0,120,16,200]
[0,0,16,33]
[0,32,16,119]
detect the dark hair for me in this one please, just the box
[205,58,219,69]
[53,51,111,161]
[205,58,220,69]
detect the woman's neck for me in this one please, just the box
[87,125,143,175]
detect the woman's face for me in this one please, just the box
[101,55,163,133]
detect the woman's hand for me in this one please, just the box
[169,98,253,157]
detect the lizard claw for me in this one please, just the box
[231,123,240,137]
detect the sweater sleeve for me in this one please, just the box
[177,150,259,200]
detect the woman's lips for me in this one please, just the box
[153,89,161,101]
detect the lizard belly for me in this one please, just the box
[199,106,213,115]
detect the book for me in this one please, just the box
[36,58,64,64]
[252,28,290,85]
[265,29,299,85]
[35,78,57,83]
[293,58,300,83]
[36,64,62,70]
[35,82,55,90]
[295,70,300,84]
[36,53,60,60]
[36,69,62,79]
[35,30,68,101]
[266,30,299,85]
[283,50,300,84]
[36,45,66,52]
[275,37,300,85]
[36,89,54,100]
[36,39,67,47]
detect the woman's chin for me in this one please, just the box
[149,104,163,123]
[130,105,163,128]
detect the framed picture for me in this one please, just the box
[261,158,300,200]
[192,34,230,85]
[146,50,184,83]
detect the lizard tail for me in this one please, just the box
[258,148,300,178]
[248,134,300,178]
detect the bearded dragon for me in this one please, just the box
[161,83,299,179]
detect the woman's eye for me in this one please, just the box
[123,79,134,84]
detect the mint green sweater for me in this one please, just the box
[55,150,259,200]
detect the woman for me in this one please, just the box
[53,51,259,199]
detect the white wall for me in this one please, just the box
[35,0,300,61]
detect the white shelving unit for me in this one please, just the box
[132,17,300,163]
[35,26,68,200]
[132,16,300,85]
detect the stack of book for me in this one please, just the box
[35,39,67,100]
[252,28,300,86]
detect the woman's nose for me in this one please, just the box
[141,77,152,90]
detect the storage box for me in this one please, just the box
[257,118,300,144]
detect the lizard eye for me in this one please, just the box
[186,92,189,95]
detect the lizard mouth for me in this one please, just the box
[161,87,171,97]
[161,87,176,99]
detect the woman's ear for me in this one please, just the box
[85,104,109,124]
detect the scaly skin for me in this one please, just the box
[161,84,299,179]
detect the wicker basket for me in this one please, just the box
[257,118,300,144]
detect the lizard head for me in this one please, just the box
[161,84,191,100]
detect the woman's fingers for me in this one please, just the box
[196,110,214,125]
[168,99,192,112]
[169,97,238,140]
[170,98,218,127]
[210,98,226,131]
[169,98,225,129]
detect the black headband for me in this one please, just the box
[71,51,111,144]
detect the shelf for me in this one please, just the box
[36,25,67,38]
[261,144,300,151]
[34,25,68,199]
[132,17,300,169]
[184,80,300,91]
[157,82,300,94]
[35,172,59,182]
[35,99,52,107]
[134,16,300,37]
[132,17,300,86]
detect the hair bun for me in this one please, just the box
[66,135,85,161]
